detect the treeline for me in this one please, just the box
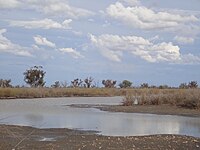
[0,66,199,89]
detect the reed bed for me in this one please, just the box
[0,87,128,99]
[1,88,200,109]
[122,89,200,109]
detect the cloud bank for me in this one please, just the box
[90,34,200,64]
[106,2,198,30]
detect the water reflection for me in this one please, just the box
[0,97,200,137]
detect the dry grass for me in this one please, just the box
[122,89,200,109]
[0,88,129,99]
[1,88,200,109]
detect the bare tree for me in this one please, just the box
[84,77,94,88]
[51,81,61,88]
[179,83,188,89]
[71,78,83,88]
[188,81,198,88]
[60,81,68,88]
[0,79,12,88]
[140,83,149,88]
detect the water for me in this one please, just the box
[0,97,200,137]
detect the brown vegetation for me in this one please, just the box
[0,88,200,110]
[122,89,200,109]
[0,88,127,99]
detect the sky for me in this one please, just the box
[0,0,200,87]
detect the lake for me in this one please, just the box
[0,97,200,137]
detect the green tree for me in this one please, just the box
[119,80,132,88]
[24,66,46,87]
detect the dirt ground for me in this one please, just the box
[0,125,199,150]
[98,104,200,117]
[0,105,200,150]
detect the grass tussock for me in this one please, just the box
[122,89,200,109]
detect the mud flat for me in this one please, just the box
[0,125,200,150]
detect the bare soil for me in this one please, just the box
[0,125,199,150]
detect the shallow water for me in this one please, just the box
[0,97,200,137]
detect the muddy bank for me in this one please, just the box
[98,105,200,117]
[0,125,200,150]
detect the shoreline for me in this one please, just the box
[0,125,199,150]
[69,104,200,117]
[97,105,200,117]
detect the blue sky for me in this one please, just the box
[0,0,200,87]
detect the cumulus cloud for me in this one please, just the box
[90,33,200,64]
[0,29,32,57]
[0,0,20,8]
[106,2,198,30]
[174,36,194,44]
[34,35,56,48]
[59,48,84,59]
[9,18,72,29]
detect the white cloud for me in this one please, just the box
[180,53,200,64]
[106,2,198,30]
[9,18,72,29]
[21,0,94,19]
[34,35,56,48]
[0,29,32,57]
[100,48,122,62]
[0,0,20,8]
[174,36,194,44]
[59,48,84,59]
[0,0,94,19]
[121,0,140,6]
[89,33,200,64]
[149,42,180,62]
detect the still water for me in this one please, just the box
[0,97,200,137]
